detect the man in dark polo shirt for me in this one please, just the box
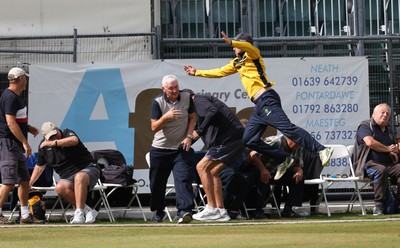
[29,122,100,224]
[354,103,400,215]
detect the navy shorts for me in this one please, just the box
[205,139,245,167]
[0,138,30,184]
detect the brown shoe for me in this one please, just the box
[20,214,45,224]
[0,214,12,224]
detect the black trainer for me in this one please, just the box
[152,211,166,223]
[253,209,268,220]
[281,209,303,218]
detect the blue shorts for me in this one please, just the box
[205,139,245,167]
[0,138,30,184]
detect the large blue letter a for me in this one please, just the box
[62,68,134,164]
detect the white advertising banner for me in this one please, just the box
[29,57,369,192]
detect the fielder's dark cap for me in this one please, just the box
[234,33,254,44]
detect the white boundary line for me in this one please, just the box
[1,217,399,228]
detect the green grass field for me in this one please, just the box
[1,217,399,248]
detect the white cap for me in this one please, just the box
[8,67,30,80]
[41,122,58,140]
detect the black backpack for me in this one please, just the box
[16,190,46,224]
[91,149,135,187]
[28,190,46,221]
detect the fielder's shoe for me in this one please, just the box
[85,208,98,224]
[274,158,295,180]
[319,147,334,167]
[177,211,192,224]
[193,205,220,221]
[70,210,85,224]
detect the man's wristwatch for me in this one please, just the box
[186,134,194,140]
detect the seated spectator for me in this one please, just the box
[301,150,323,214]
[353,103,400,215]
[220,131,324,219]
[260,135,305,217]
[29,122,100,224]
[242,134,309,218]
[218,150,258,220]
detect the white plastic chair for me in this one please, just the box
[93,157,147,221]
[304,168,331,216]
[91,179,116,222]
[346,144,374,213]
[305,144,368,216]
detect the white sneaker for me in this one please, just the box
[319,147,334,167]
[70,210,85,224]
[274,158,294,180]
[216,209,231,222]
[85,208,98,223]
[193,205,220,221]
[193,205,210,220]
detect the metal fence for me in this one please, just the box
[0,30,156,73]
[0,30,156,109]
[161,0,400,38]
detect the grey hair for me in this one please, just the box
[162,74,178,87]
[373,103,391,113]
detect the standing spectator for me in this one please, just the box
[149,75,196,224]
[183,31,333,172]
[183,89,244,222]
[29,122,100,224]
[353,103,400,215]
[0,67,39,224]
